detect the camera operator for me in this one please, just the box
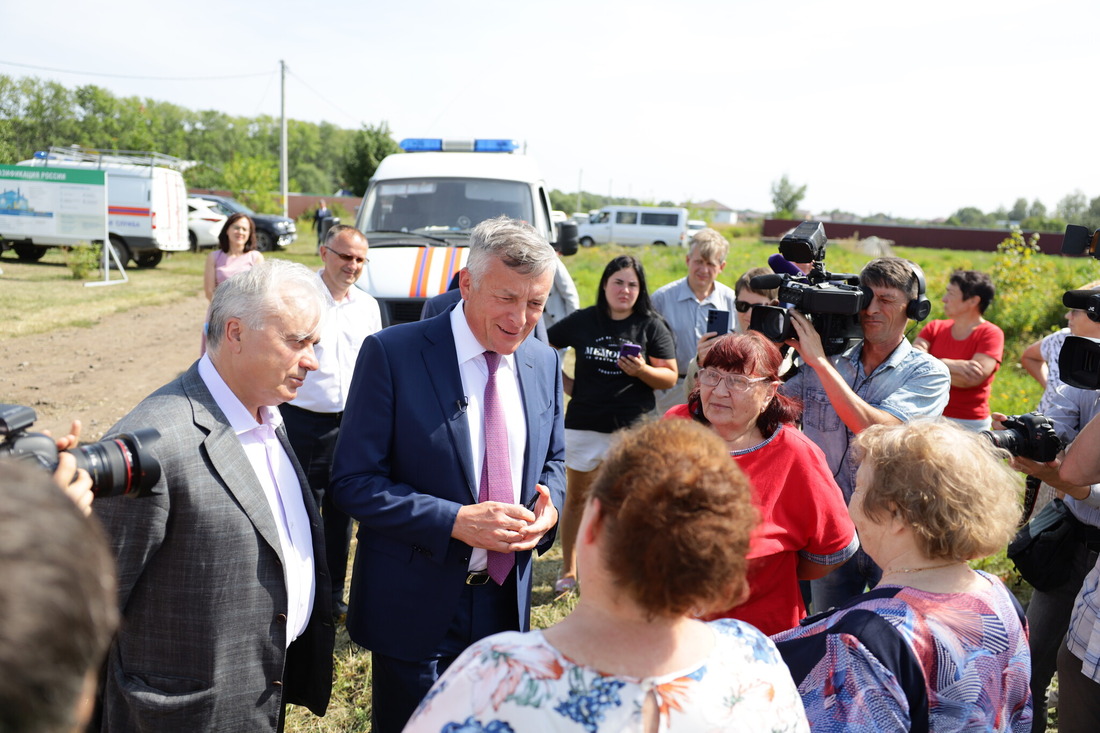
[779,257,950,612]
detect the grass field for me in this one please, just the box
[4,224,1092,730]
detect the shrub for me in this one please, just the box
[64,244,102,280]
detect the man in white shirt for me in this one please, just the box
[93,260,335,731]
[650,228,739,413]
[283,225,381,619]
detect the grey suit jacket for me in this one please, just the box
[94,362,334,732]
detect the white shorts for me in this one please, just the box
[564,429,614,472]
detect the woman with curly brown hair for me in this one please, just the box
[404,420,809,732]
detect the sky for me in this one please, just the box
[3,0,1098,221]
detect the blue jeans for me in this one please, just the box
[810,547,882,613]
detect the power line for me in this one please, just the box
[286,69,362,126]
[0,59,272,81]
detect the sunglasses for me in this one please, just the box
[734,300,755,313]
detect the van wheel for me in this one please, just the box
[108,235,130,268]
[135,251,163,268]
[189,231,200,252]
[13,242,47,261]
[579,236,595,248]
[654,240,667,247]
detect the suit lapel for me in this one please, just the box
[182,367,286,563]
[421,316,477,500]
[515,339,541,505]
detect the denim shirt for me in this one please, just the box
[1047,383,1100,518]
[780,338,950,499]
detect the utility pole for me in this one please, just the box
[280,60,288,218]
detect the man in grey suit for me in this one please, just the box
[93,260,336,732]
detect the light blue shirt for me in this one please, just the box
[650,276,739,373]
[780,338,950,499]
[1046,382,1100,519]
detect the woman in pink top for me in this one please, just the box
[201,213,264,353]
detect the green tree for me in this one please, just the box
[222,155,280,213]
[1057,190,1088,223]
[1008,197,1029,222]
[946,206,995,228]
[1028,199,1047,219]
[987,227,1060,341]
[343,122,401,195]
[770,174,807,218]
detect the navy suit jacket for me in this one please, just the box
[330,310,566,661]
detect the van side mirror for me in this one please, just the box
[555,221,579,256]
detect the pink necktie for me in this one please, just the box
[479,351,515,584]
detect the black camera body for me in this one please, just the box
[982,412,1062,463]
[0,403,161,498]
[749,222,870,355]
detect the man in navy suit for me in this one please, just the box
[331,215,566,733]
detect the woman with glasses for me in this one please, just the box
[547,255,677,594]
[666,330,857,634]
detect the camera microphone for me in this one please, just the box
[750,273,785,290]
[768,253,803,277]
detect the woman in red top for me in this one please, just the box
[665,331,857,634]
[913,270,1003,431]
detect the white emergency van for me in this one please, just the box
[355,138,577,327]
[576,205,689,247]
[6,147,189,268]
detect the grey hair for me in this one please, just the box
[207,259,326,356]
[465,215,557,285]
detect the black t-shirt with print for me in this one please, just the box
[548,306,676,433]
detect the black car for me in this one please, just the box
[189,194,297,251]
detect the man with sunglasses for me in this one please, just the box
[651,228,740,413]
[283,224,381,621]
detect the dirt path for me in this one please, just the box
[4,293,209,441]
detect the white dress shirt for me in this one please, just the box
[449,302,527,572]
[290,273,382,413]
[199,355,315,644]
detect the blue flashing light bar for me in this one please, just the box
[473,139,518,153]
[399,138,517,153]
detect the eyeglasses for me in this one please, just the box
[734,300,755,313]
[697,368,770,392]
[324,245,368,265]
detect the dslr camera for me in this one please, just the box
[0,403,161,498]
[749,222,871,355]
[981,412,1062,463]
[1057,225,1100,390]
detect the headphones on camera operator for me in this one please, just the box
[906,262,932,322]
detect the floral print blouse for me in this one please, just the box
[403,619,808,732]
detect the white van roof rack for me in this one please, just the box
[37,146,186,171]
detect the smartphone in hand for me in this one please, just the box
[618,342,642,359]
[705,309,731,336]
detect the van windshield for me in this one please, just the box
[363,178,533,236]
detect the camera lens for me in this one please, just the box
[749,305,795,343]
[981,427,1022,456]
[71,428,161,499]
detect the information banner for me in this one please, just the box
[0,164,106,244]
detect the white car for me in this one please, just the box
[679,219,708,247]
[187,197,227,251]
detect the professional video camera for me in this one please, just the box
[0,403,161,498]
[749,221,871,355]
[1057,225,1100,390]
[981,412,1062,463]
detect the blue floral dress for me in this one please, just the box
[403,619,808,732]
